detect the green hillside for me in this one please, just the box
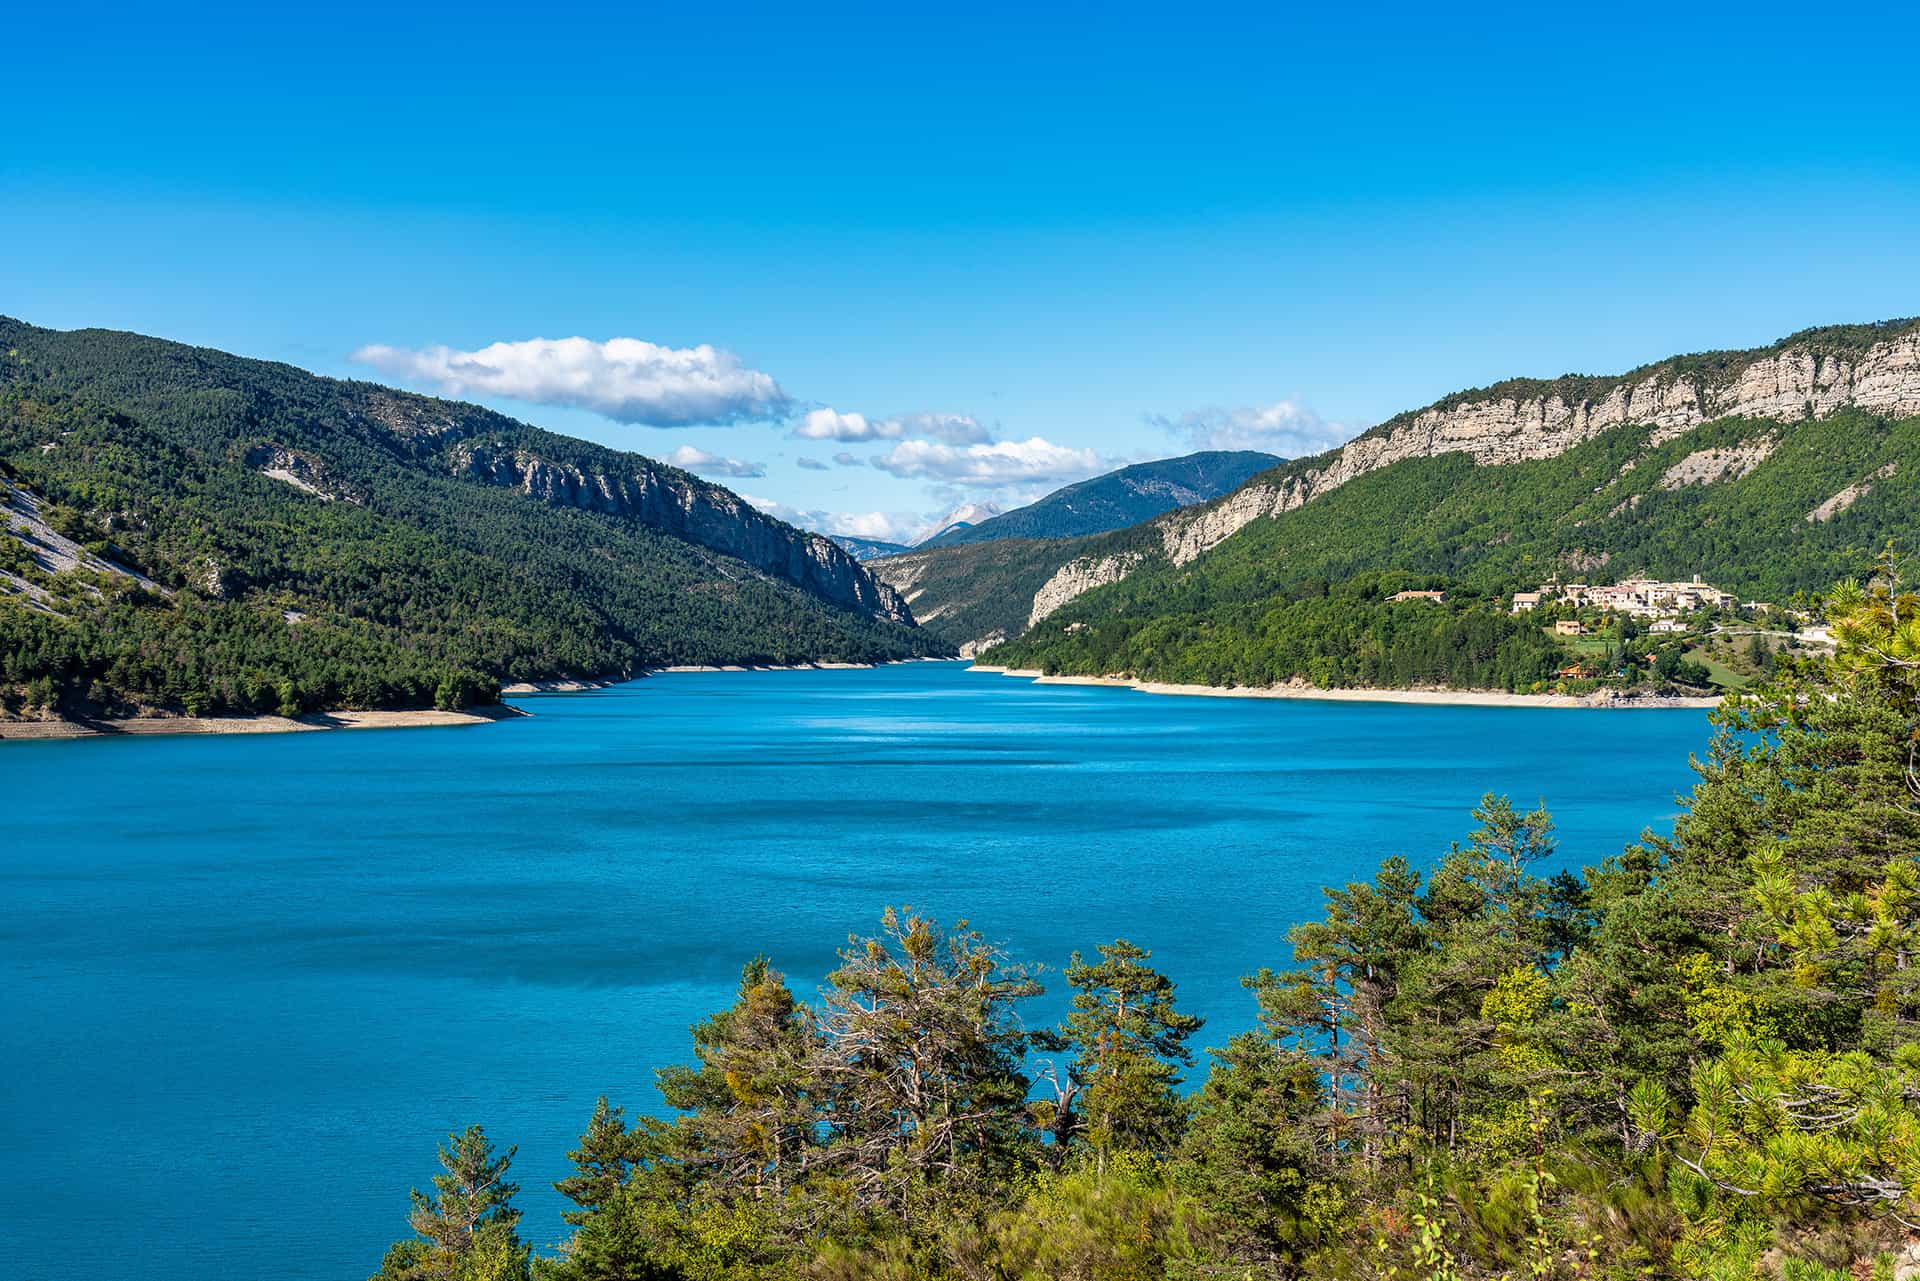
[0,319,939,721]
[988,408,1919,684]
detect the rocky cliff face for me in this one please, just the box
[1159,329,1920,566]
[1027,552,1148,627]
[448,442,915,626]
[1035,326,1920,621]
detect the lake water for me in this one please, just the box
[1,662,1713,1280]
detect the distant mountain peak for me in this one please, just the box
[915,501,1004,545]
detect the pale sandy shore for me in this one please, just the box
[500,678,609,694]
[970,665,1719,710]
[0,704,526,742]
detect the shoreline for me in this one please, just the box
[5,659,962,741]
[0,703,527,743]
[969,665,1720,710]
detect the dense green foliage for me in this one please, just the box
[990,409,1920,683]
[991,574,1570,691]
[923,451,1281,548]
[0,320,935,719]
[373,567,1920,1278]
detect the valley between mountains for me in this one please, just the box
[4,317,1916,727]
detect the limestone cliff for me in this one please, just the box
[447,442,913,626]
[1036,321,1920,621]
[1028,552,1147,627]
[303,385,917,628]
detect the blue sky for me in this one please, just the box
[7,2,1919,542]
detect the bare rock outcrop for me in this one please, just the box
[1657,438,1777,489]
[1,480,169,608]
[1807,461,1899,522]
[245,444,352,502]
[1028,553,1146,627]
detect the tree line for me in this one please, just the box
[989,574,1571,692]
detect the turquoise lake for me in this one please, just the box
[1,662,1715,1280]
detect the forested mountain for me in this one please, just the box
[918,450,1280,547]
[372,571,1920,1279]
[0,318,939,721]
[881,321,1920,657]
[992,405,1920,682]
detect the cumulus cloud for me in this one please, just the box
[350,335,792,427]
[885,412,991,444]
[822,511,926,543]
[741,496,928,546]
[1150,400,1353,456]
[795,456,830,471]
[790,408,988,444]
[791,408,901,441]
[832,452,861,467]
[871,436,1107,488]
[666,445,765,478]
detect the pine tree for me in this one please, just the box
[555,1097,639,1225]
[374,1125,527,1281]
[1058,939,1203,1168]
[811,908,1044,1219]
[654,956,819,1200]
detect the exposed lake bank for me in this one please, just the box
[970,665,1721,709]
[0,703,526,741]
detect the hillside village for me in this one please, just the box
[1509,575,1732,619]
[1484,572,1842,693]
[1508,574,1834,641]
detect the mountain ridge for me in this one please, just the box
[918,450,1280,547]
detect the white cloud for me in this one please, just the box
[871,436,1107,488]
[1150,400,1353,456]
[740,496,928,545]
[350,335,792,427]
[790,408,988,444]
[791,408,901,441]
[795,456,830,471]
[885,412,991,444]
[666,445,765,478]
[825,511,926,543]
[832,452,861,467]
